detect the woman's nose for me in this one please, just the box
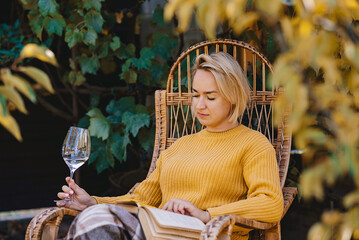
[196,97,206,109]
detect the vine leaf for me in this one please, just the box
[79,54,100,75]
[85,10,104,33]
[84,0,104,11]
[110,36,121,51]
[38,0,59,15]
[109,132,125,162]
[84,28,98,46]
[65,28,82,48]
[122,112,150,137]
[44,15,66,36]
[87,108,110,140]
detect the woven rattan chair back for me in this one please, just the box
[148,39,291,190]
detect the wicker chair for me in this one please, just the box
[25,39,297,240]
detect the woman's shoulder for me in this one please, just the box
[236,125,275,151]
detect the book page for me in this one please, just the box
[145,207,205,232]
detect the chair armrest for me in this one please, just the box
[25,207,80,240]
[200,214,276,239]
[282,187,297,217]
[200,187,298,239]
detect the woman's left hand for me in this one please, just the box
[162,198,211,223]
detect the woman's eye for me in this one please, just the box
[207,97,215,100]
[192,94,199,98]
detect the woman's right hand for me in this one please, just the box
[56,177,97,211]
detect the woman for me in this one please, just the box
[57,52,284,240]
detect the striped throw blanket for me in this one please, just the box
[64,204,145,240]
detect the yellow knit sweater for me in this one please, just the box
[93,125,284,239]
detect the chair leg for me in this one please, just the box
[264,223,281,240]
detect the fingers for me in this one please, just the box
[162,199,191,215]
[66,177,78,191]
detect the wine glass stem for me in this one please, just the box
[69,169,75,201]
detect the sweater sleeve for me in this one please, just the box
[93,154,163,207]
[206,146,283,223]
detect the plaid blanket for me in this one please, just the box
[64,204,145,240]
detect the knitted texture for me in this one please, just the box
[93,125,283,239]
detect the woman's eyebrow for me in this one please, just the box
[192,88,218,94]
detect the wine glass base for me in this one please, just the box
[54,199,79,206]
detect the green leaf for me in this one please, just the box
[122,132,131,161]
[68,70,86,86]
[106,96,136,116]
[152,5,166,27]
[83,28,98,46]
[152,31,178,60]
[87,108,110,140]
[0,95,7,116]
[44,15,65,36]
[90,91,100,108]
[84,0,104,11]
[122,69,137,83]
[79,54,100,75]
[88,136,111,173]
[150,62,167,84]
[85,10,104,33]
[109,132,125,161]
[98,41,109,58]
[38,0,58,15]
[132,47,155,70]
[121,59,132,72]
[122,112,150,137]
[65,28,81,48]
[116,43,135,59]
[136,104,148,114]
[28,12,44,40]
[110,36,121,51]
[138,127,155,151]
[78,116,90,128]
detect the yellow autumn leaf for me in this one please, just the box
[0,86,27,114]
[177,2,195,33]
[299,20,313,39]
[164,0,181,21]
[19,43,58,67]
[1,69,36,102]
[343,191,359,208]
[345,0,359,9]
[280,17,294,45]
[18,66,55,93]
[232,12,258,35]
[0,111,22,141]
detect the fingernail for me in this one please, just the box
[65,193,69,197]
[69,190,74,194]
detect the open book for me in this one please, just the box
[117,200,205,239]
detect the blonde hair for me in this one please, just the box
[191,52,251,123]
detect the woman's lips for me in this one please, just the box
[198,113,208,118]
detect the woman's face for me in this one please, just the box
[192,69,238,132]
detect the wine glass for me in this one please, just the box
[59,126,91,204]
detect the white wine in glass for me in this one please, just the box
[61,126,91,204]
